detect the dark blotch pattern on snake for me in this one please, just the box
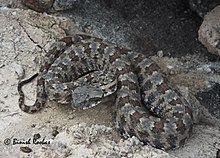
[18,34,194,150]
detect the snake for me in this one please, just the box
[18,34,194,150]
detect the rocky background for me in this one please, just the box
[0,0,220,157]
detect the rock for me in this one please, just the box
[52,0,78,11]
[21,0,80,12]
[198,5,220,57]
[22,0,54,12]
[189,0,220,18]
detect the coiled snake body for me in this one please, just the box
[18,34,194,150]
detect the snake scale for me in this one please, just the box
[18,34,194,150]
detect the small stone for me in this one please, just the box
[0,64,4,68]
[52,126,58,130]
[31,124,36,128]
[52,130,59,137]
[12,11,16,16]
[1,108,7,112]
[169,69,176,75]
[68,115,75,120]
[20,146,32,153]
[52,126,59,137]
[167,65,174,69]
[127,153,133,158]
[197,64,212,73]
[33,133,41,140]
[73,132,82,139]
[157,50,163,57]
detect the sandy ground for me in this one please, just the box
[0,8,220,158]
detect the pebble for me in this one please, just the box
[157,50,163,57]
[20,146,32,153]
[33,133,41,140]
[0,64,4,68]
